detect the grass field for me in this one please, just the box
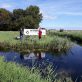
[0,31,72,53]
[48,30,82,44]
[0,57,72,82]
[0,31,19,44]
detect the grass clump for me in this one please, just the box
[0,35,72,53]
[0,31,71,52]
[0,31,73,53]
[0,57,46,82]
[48,30,82,44]
[0,57,73,82]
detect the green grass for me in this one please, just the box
[0,31,72,53]
[0,57,73,82]
[48,30,82,44]
[0,57,46,82]
[0,31,20,44]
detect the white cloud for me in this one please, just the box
[0,3,12,8]
[40,9,57,20]
[38,0,82,17]
[56,12,82,16]
[65,12,82,16]
[43,15,57,20]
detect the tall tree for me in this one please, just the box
[25,5,42,28]
[0,5,43,31]
[13,9,25,19]
[0,8,12,30]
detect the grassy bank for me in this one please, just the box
[0,31,72,53]
[48,30,82,44]
[0,57,72,82]
[0,57,44,82]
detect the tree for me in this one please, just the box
[13,6,42,30]
[13,9,25,19]
[0,5,43,31]
[0,8,12,30]
[25,5,42,29]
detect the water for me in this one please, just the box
[0,45,82,82]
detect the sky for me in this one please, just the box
[0,0,82,30]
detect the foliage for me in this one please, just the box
[0,5,42,31]
[13,9,25,19]
[0,8,13,30]
[59,29,64,32]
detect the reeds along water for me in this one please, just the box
[0,35,72,53]
[0,56,73,82]
[49,30,82,44]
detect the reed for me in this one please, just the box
[0,35,72,53]
[48,30,82,44]
[0,31,73,53]
[0,57,73,82]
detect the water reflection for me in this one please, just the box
[20,54,24,59]
[0,45,82,82]
[20,52,45,60]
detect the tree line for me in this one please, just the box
[0,5,42,31]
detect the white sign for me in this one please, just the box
[24,29,46,35]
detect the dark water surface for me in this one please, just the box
[0,45,82,82]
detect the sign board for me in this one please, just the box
[24,29,46,35]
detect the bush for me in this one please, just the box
[59,29,64,32]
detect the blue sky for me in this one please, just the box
[0,0,82,30]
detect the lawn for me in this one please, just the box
[0,31,19,44]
